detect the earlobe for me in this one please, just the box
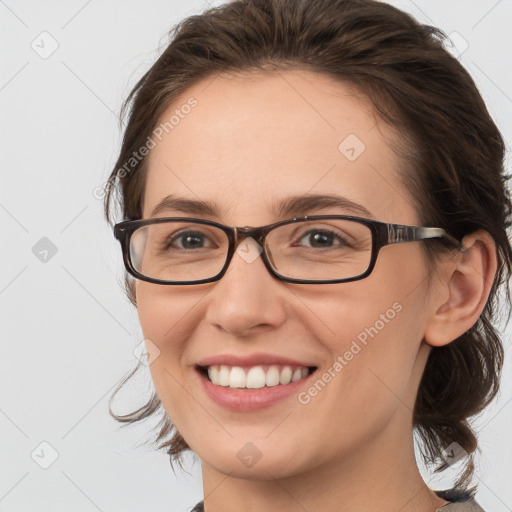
[424,230,497,347]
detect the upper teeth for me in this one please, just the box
[207,365,310,389]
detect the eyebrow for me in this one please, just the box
[150,193,373,220]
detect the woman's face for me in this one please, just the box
[137,70,437,478]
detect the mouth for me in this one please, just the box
[196,364,318,389]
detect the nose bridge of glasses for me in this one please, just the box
[233,225,268,247]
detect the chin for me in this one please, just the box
[190,436,309,479]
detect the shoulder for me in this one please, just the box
[434,488,486,511]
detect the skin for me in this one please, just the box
[136,69,497,512]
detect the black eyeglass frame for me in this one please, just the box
[114,215,462,286]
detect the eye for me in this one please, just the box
[167,230,215,250]
[295,228,353,249]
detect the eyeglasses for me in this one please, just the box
[114,215,462,285]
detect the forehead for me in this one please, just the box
[143,69,416,225]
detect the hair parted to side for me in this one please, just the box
[105,0,512,491]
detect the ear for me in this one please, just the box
[424,230,498,347]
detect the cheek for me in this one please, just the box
[318,294,414,387]
[315,249,428,381]
[296,298,423,465]
[135,284,185,394]
[135,282,200,343]
[323,268,428,416]
[136,283,165,340]
[134,283,206,424]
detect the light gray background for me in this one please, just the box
[1,1,511,511]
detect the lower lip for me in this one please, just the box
[196,368,316,412]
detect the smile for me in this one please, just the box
[200,364,316,389]
[196,363,318,411]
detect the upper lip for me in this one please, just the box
[196,352,317,368]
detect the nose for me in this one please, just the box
[204,237,287,337]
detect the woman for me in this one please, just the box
[105,0,511,510]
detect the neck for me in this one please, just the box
[200,410,448,512]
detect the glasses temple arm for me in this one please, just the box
[386,224,463,249]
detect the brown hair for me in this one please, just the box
[105,0,512,491]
